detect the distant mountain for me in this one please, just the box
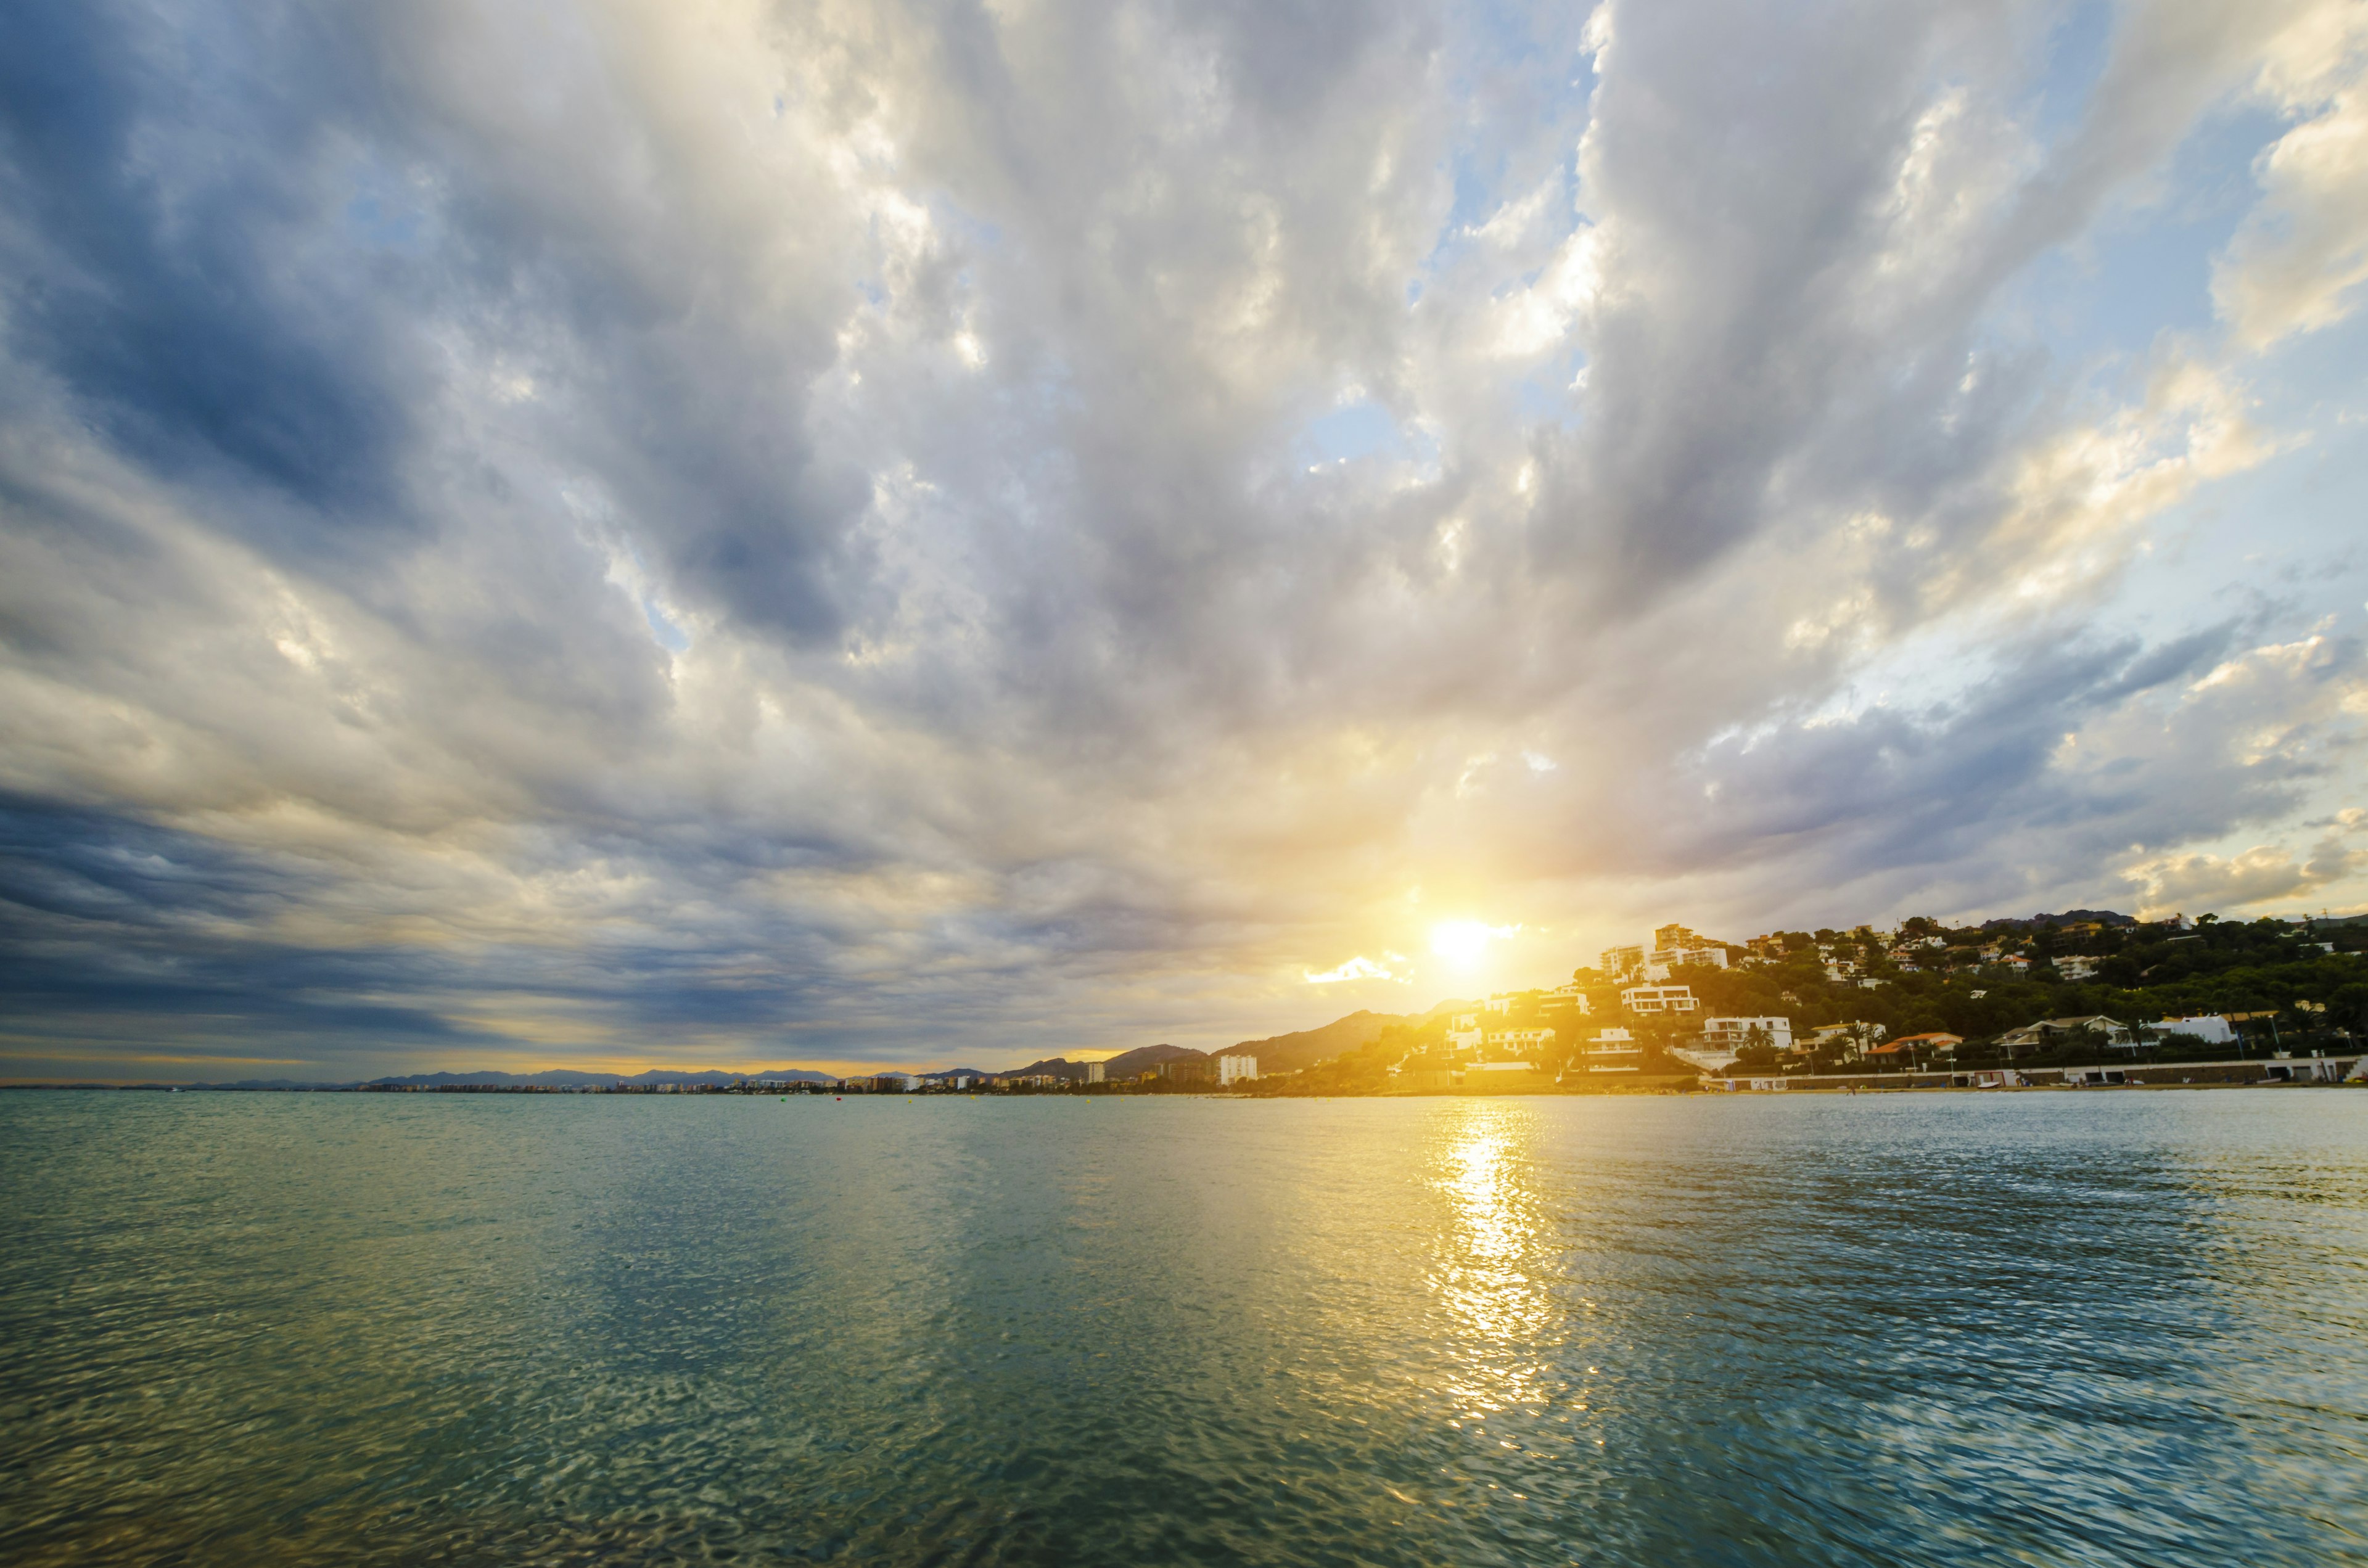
[205,1078,347,1090]
[987,1054,1069,1080]
[1066,1002,1477,1083]
[1979,909,2137,931]
[1097,1043,1206,1079]
[1214,1009,1423,1075]
[361,1066,839,1088]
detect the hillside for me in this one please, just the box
[1098,1043,1207,1078]
[1214,1005,1462,1075]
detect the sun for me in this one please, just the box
[1431,921,1515,967]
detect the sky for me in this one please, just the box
[2,0,2366,1082]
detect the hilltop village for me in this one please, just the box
[871,907,2368,1094]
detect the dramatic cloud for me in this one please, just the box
[2,0,2364,1078]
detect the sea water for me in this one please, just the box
[2,1090,2362,1566]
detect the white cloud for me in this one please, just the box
[2214,1,2368,347]
[2120,839,2364,919]
[1305,954,1406,984]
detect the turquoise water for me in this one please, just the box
[2,1091,2364,1566]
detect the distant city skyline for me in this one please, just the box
[2,1,2365,1082]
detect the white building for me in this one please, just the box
[1995,1015,2132,1051]
[1546,982,1591,1015]
[1621,983,1698,1014]
[2055,956,2099,980]
[1083,1060,1106,1084]
[1447,1012,1484,1051]
[1218,1055,1258,1086]
[1644,949,1727,982]
[1581,1027,1643,1072]
[2150,1016,2234,1046]
[1701,1016,1793,1052]
[1484,1025,1558,1056]
[1807,1022,1886,1057]
[1600,944,1645,977]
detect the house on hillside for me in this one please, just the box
[1621,983,1698,1014]
[2150,1015,2235,1046]
[1701,1016,1793,1052]
[1579,1028,1643,1072]
[1545,981,1591,1016]
[1807,1022,1886,1060]
[1994,1016,2132,1053]
[1643,922,1729,980]
[1447,1013,1484,1051]
[1484,1025,1558,1057]
[1862,1032,1962,1067]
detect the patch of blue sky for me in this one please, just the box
[1418,151,1581,289]
[1418,2,1593,279]
[1994,101,2287,388]
[1442,146,1510,238]
[642,596,691,653]
[2023,0,2116,142]
[1435,0,1593,129]
[1292,398,1437,472]
[1514,358,1585,430]
[1801,630,1997,737]
[342,160,430,255]
[929,194,1005,252]
[2112,319,2368,639]
[1815,310,2368,768]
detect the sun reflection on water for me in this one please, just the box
[1427,1101,1559,1418]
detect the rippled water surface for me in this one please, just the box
[3,1091,2365,1566]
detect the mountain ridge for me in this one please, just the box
[1211,999,1472,1075]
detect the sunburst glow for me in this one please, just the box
[1430,921,1519,967]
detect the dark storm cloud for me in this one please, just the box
[1677,630,2242,871]
[0,1,414,524]
[0,792,302,930]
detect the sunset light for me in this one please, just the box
[6,4,2367,1563]
[1431,922,1519,968]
